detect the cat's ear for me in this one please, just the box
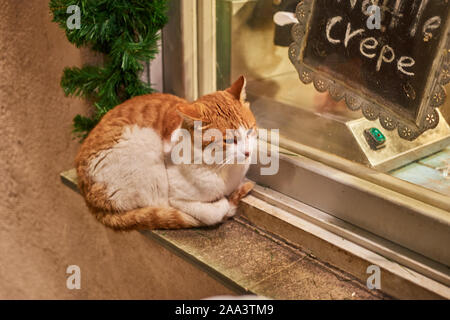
[177,104,202,120]
[226,75,247,103]
[176,103,204,127]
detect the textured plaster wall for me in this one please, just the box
[0,1,233,299]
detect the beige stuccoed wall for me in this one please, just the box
[0,1,233,299]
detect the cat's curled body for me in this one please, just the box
[75,76,256,231]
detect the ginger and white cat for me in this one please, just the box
[75,76,256,230]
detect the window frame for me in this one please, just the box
[163,0,450,271]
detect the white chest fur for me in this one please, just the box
[166,161,249,203]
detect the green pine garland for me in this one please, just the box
[49,0,168,140]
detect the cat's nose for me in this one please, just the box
[244,151,250,158]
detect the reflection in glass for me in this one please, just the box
[216,0,450,196]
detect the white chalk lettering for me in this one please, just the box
[389,0,405,29]
[397,56,415,76]
[422,16,441,39]
[362,0,379,16]
[324,4,427,77]
[345,23,365,47]
[360,37,378,58]
[410,0,429,37]
[326,16,343,44]
[376,45,395,72]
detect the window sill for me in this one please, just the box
[61,169,449,299]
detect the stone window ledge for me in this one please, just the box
[61,169,448,299]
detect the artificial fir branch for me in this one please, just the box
[49,0,168,140]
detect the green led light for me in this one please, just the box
[369,128,386,143]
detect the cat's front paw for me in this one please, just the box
[228,181,255,206]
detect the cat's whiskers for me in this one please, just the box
[215,156,234,171]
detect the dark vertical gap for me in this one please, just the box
[216,0,231,90]
[162,0,185,96]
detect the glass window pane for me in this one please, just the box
[216,0,450,197]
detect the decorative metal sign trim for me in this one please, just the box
[289,0,450,141]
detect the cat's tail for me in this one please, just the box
[93,207,203,231]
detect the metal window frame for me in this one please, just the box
[248,140,450,267]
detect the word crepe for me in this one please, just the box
[301,0,448,118]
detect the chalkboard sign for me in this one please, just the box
[289,0,450,140]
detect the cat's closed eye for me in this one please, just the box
[224,137,238,144]
[247,128,258,137]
